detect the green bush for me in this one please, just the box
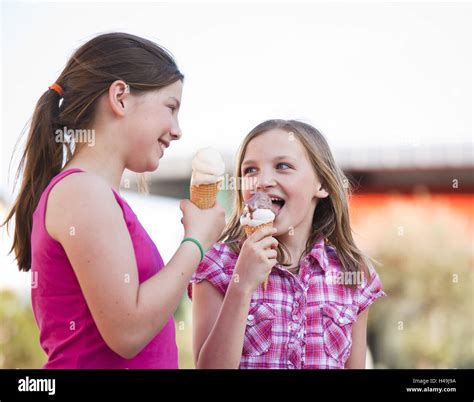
[0,289,46,368]
[359,199,474,368]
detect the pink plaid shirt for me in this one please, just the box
[189,237,385,369]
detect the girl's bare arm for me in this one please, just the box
[192,280,252,368]
[344,308,369,368]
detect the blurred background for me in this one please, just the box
[1,1,472,369]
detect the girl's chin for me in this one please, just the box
[273,219,286,236]
[273,214,296,238]
[273,226,282,237]
[144,158,160,172]
[273,210,284,225]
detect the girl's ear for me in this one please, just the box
[108,80,130,117]
[315,184,329,199]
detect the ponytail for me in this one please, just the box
[2,88,63,271]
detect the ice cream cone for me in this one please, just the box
[190,181,222,209]
[243,222,274,237]
[243,221,273,291]
[240,192,276,292]
[190,148,225,209]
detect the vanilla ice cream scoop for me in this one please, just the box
[240,192,275,227]
[191,147,225,185]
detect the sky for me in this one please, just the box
[1,1,472,200]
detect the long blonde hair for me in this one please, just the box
[219,119,371,286]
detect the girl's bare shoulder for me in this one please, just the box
[46,171,121,240]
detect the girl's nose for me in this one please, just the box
[256,173,276,190]
[170,124,182,141]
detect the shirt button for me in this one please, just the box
[292,314,299,321]
[288,362,294,369]
[338,317,345,324]
[304,274,310,281]
[247,314,254,321]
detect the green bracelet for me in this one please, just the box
[181,237,205,261]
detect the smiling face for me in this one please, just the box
[241,129,329,238]
[123,80,183,172]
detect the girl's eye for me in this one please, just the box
[276,162,291,170]
[168,105,177,112]
[243,167,257,175]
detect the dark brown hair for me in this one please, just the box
[220,119,371,287]
[2,32,184,271]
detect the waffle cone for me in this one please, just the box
[243,222,273,237]
[190,181,221,209]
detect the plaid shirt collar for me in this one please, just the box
[308,236,330,272]
[274,236,330,273]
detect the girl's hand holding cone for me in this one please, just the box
[233,226,278,294]
[180,200,225,252]
[240,192,276,290]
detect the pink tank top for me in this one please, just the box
[31,168,178,368]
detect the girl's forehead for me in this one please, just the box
[162,80,183,96]
[145,80,183,101]
[244,129,306,159]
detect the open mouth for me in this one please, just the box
[270,196,286,216]
[158,139,169,153]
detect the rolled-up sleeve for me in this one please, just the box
[355,265,386,315]
[187,244,234,300]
